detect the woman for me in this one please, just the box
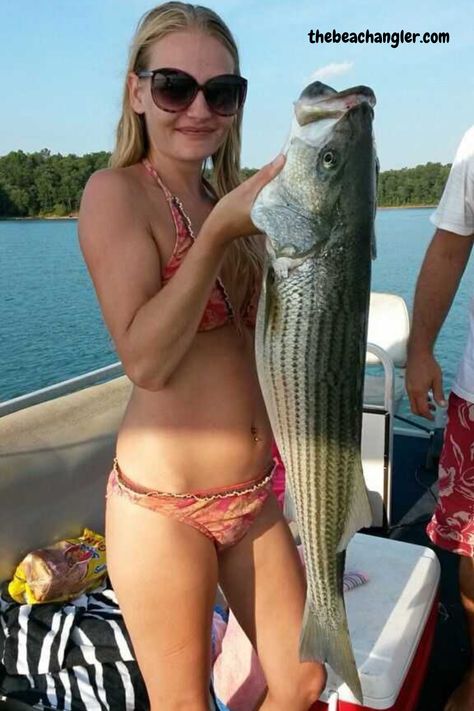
[79,3,326,710]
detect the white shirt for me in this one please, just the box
[431,125,474,403]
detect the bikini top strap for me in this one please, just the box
[143,158,217,206]
[142,157,189,247]
[142,158,175,203]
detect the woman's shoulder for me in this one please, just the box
[80,164,155,229]
[82,164,144,205]
[79,164,153,248]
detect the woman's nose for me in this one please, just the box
[185,88,213,118]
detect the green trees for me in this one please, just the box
[377,162,451,207]
[0,150,109,218]
[0,150,452,218]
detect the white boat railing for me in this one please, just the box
[0,362,124,418]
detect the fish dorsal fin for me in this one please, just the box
[371,156,379,260]
[371,225,377,260]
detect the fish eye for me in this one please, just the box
[322,150,337,169]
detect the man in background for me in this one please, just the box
[406,125,474,711]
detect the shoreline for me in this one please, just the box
[0,205,436,221]
[377,204,435,211]
[0,215,78,221]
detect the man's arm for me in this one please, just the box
[406,228,474,419]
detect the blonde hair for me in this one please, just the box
[111,2,264,315]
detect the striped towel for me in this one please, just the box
[0,582,148,709]
[0,582,226,710]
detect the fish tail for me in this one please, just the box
[299,555,363,703]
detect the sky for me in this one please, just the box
[1,0,473,171]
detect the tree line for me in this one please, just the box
[0,150,109,218]
[0,149,451,218]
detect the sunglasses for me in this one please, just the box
[136,67,247,116]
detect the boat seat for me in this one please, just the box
[361,292,411,530]
[364,371,406,409]
[363,292,411,413]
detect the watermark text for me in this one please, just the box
[308,29,450,49]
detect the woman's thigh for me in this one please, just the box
[218,494,325,705]
[106,488,218,708]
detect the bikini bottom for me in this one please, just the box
[106,457,275,552]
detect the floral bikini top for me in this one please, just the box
[143,159,258,331]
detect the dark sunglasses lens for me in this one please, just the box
[151,71,196,111]
[204,76,247,115]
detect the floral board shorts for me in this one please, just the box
[426,392,474,557]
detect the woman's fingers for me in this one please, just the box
[202,154,286,244]
[250,153,286,198]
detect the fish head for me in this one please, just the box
[251,81,377,270]
[314,93,377,243]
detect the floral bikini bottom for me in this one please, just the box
[106,458,275,551]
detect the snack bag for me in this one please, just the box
[8,528,107,604]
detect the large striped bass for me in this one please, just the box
[251,81,377,702]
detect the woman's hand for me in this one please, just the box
[203,153,286,246]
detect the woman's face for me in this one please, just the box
[130,30,237,163]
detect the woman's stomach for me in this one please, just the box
[115,327,273,492]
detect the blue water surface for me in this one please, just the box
[1,219,115,400]
[0,211,473,407]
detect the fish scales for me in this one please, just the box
[265,261,367,587]
[252,80,377,702]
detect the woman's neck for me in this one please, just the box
[146,148,207,201]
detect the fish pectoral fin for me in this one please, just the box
[336,458,373,553]
[252,202,325,256]
[300,591,363,704]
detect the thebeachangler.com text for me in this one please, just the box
[308,29,450,48]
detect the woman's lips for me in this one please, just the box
[177,128,215,136]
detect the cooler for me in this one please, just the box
[311,533,440,711]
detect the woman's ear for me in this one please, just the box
[128,72,146,114]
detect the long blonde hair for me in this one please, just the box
[111,2,264,312]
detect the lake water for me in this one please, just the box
[1,211,473,419]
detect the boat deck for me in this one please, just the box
[0,395,469,710]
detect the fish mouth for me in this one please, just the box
[294,82,376,126]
